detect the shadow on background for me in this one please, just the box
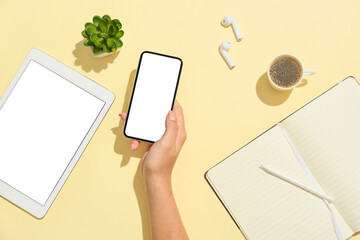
[111,69,149,166]
[256,72,292,106]
[72,40,119,73]
[111,69,151,240]
[296,78,308,88]
[0,195,42,220]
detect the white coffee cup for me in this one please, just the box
[267,54,315,92]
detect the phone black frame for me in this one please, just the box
[123,51,183,143]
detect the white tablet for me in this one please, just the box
[0,48,115,218]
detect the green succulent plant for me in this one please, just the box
[81,15,124,55]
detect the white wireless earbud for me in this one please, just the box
[221,15,242,41]
[220,41,235,69]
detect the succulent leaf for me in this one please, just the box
[106,38,116,48]
[86,25,98,35]
[115,30,124,38]
[93,15,101,26]
[99,19,107,33]
[102,44,111,53]
[85,22,95,29]
[90,32,100,42]
[92,46,102,55]
[94,38,104,48]
[108,25,114,35]
[110,37,118,42]
[112,25,119,35]
[115,22,122,30]
[83,39,93,47]
[116,40,123,48]
[108,20,116,28]
[113,19,122,29]
[100,32,108,38]
[81,30,88,38]
[111,47,117,52]
[102,14,111,22]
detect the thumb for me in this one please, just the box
[159,111,178,144]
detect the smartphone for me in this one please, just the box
[123,51,183,143]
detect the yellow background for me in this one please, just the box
[0,0,359,239]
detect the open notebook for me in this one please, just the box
[206,77,360,240]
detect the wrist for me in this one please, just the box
[143,172,172,194]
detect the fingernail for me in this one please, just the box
[130,142,136,150]
[169,111,176,121]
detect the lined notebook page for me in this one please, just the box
[281,77,360,232]
[206,126,353,240]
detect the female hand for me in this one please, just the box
[119,101,187,183]
[120,101,189,240]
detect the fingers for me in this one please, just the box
[130,140,140,150]
[119,113,127,121]
[120,106,184,151]
[159,111,178,147]
[173,101,187,147]
[131,140,152,151]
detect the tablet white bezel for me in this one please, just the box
[0,48,115,218]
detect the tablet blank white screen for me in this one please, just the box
[125,53,181,142]
[0,60,104,205]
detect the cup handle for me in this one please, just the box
[304,69,315,76]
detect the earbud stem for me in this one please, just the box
[220,49,235,69]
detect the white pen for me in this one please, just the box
[259,164,334,203]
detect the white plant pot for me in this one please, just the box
[90,46,120,58]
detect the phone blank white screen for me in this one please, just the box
[125,52,181,142]
[0,60,104,205]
